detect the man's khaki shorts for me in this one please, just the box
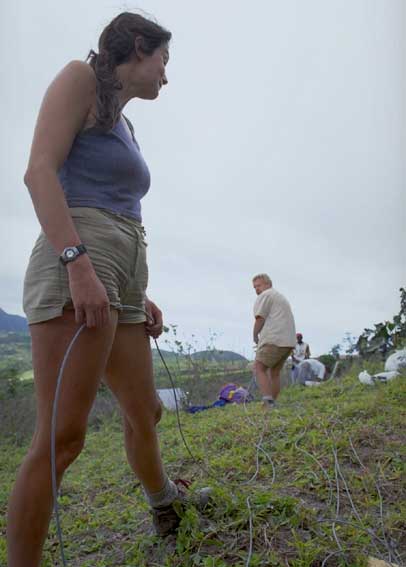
[255,344,293,370]
[23,207,148,325]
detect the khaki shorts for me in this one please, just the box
[255,344,292,370]
[23,207,148,325]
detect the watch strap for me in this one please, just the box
[60,244,87,265]
[76,244,87,255]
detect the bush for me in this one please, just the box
[0,366,22,399]
[317,354,336,373]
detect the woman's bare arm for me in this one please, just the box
[24,61,111,328]
[25,60,95,251]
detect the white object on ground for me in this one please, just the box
[358,370,399,385]
[304,380,322,387]
[372,371,400,382]
[157,388,186,410]
[384,349,406,372]
[358,370,374,385]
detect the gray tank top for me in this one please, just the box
[58,116,150,221]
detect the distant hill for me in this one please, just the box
[0,313,247,364]
[151,348,179,362]
[191,349,248,363]
[0,308,28,333]
[152,348,248,364]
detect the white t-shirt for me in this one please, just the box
[254,288,296,348]
[293,342,309,365]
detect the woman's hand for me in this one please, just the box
[67,255,111,328]
[145,298,163,338]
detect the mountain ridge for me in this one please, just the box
[0,309,246,361]
[0,308,28,332]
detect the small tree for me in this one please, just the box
[318,354,336,374]
[355,288,406,357]
[0,366,21,398]
[329,344,341,359]
[342,332,358,355]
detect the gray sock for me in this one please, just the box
[145,477,178,509]
[262,396,275,404]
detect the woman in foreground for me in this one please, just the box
[7,12,181,566]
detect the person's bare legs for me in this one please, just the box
[255,360,273,398]
[255,361,284,406]
[7,309,118,567]
[269,366,282,400]
[104,322,167,494]
[269,351,292,400]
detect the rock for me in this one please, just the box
[359,370,374,385]
[385,349,406,372]
[197,487,213,510]
[368,557,399,567]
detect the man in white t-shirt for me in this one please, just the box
[252,273,296,408]
[292,333,311,382]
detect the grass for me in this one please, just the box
[0,368,405,566]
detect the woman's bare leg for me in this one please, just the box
[104,323,167,494]
[7,309,118,567]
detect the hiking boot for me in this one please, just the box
[151,478,189,537]
[262,398,276,410]
[151,501,182,537]
[151,483,214,537]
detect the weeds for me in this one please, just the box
[0,368,405,566]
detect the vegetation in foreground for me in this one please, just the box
[1,365,405,567]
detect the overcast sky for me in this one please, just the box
[1,0,405,357]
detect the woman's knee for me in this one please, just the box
[126,397,163,436]
[154,398,163,424]
[55,434,85,472]
[142,397,163,428]
[31,429,86,474]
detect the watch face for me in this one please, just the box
[65,248,77,260]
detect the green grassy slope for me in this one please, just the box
[1,371,405,566]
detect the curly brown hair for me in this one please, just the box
[87,12,171,130]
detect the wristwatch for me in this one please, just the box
[59,244,87,265]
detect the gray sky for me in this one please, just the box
[1,0,405,357]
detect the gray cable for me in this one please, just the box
[325,426,396,563]
[294,430,333,506]
[333,447,363,523]
[51,323,86,567]
[246,496,253,567]
[333,447,383,560]
[332,447,343,553]
[320,550,342,567]
[348,436,402,565]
